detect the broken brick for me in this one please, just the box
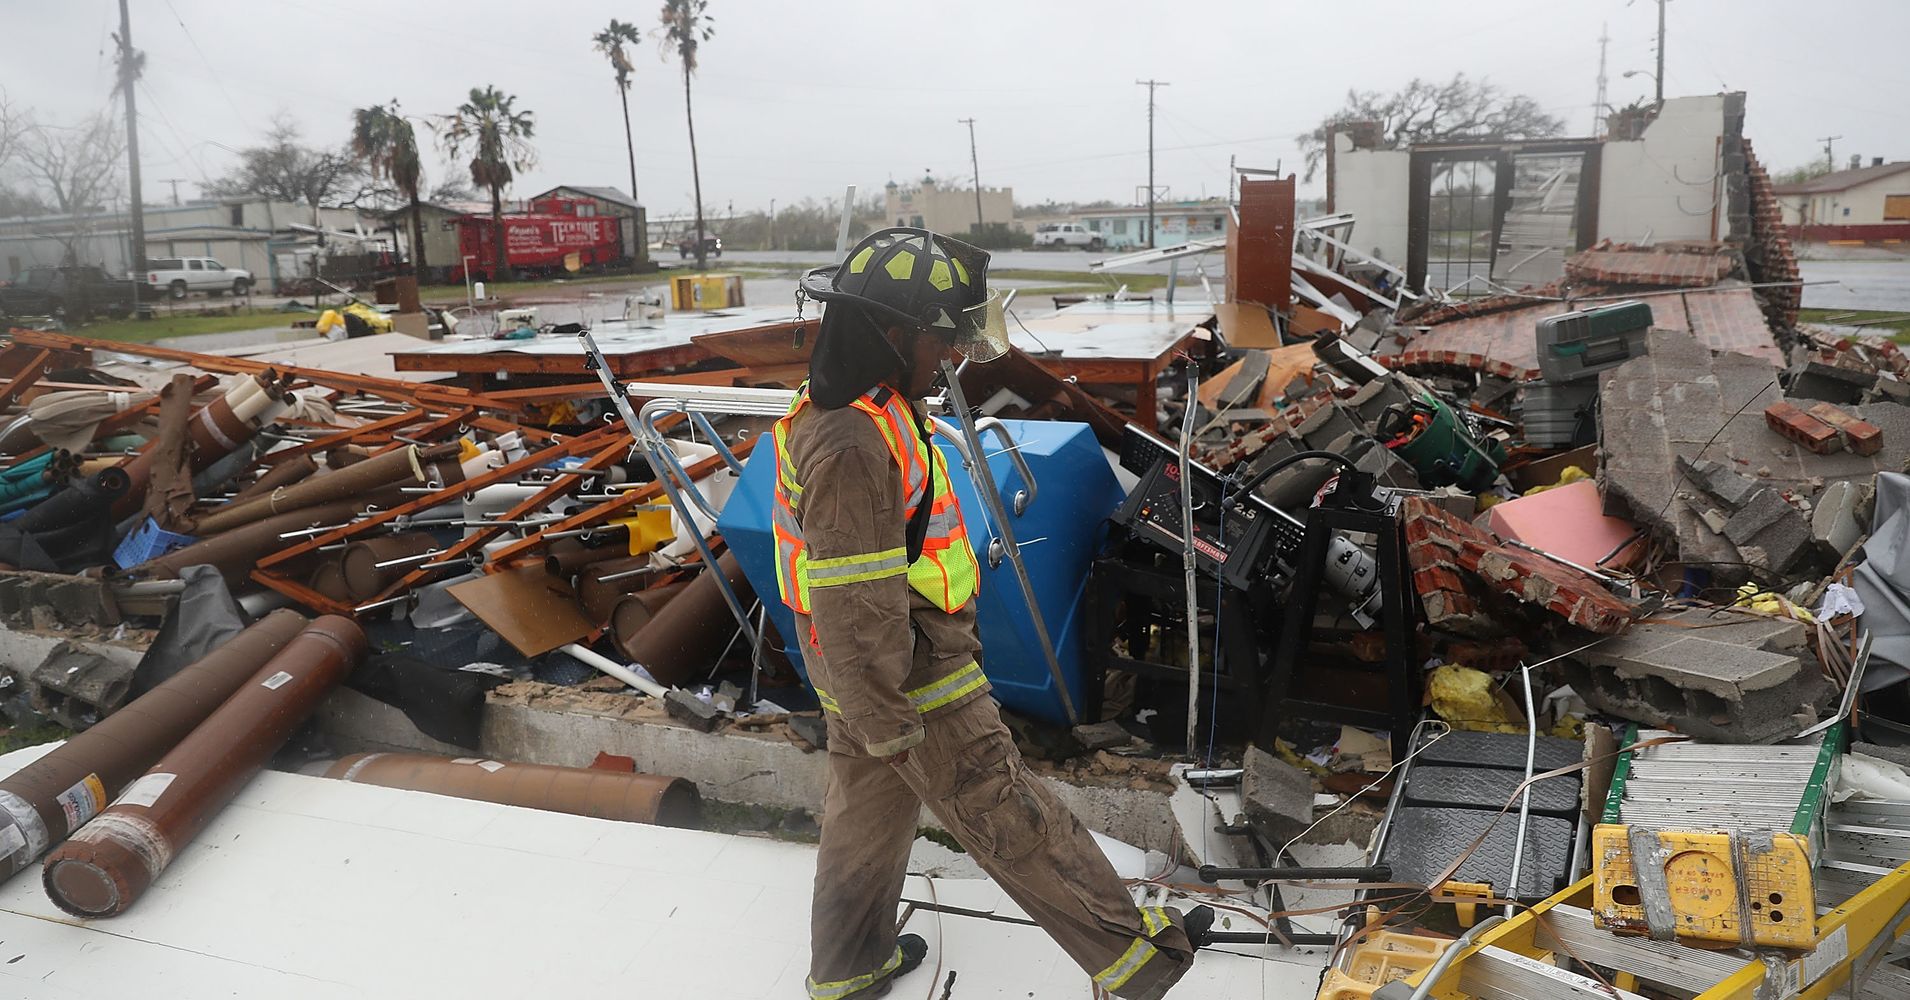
[1764,401,1843,454]
[1804,401,1883,456]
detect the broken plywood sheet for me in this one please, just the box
[1212,302,1281,348]
[448,563,595,657]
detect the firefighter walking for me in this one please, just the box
[774,229,1213,1000]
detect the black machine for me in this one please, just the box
[1092,425,1419,755]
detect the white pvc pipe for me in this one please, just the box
[560,643,670,699]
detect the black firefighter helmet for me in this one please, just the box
[798,228,1010,408]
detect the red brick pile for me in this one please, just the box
[1402,497,1637,636]
[1765,399,1883,456]
[1564,241,1738,288]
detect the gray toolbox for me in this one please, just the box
[1534,300,1653,384]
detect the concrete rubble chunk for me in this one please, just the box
[1811,479,1865,557]
[1240,744,1315,845]
[1565,610,1827,744]
[786,714,828,753]
[663,689,722,732]
[1071,721,1133,751]
[1677,456,1762,511]
[26,641,137,731]
[1722,489,1814,574]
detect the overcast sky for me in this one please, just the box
[5,0,1905,219]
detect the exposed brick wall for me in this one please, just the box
[1564,244,1738,287]
[1741,139,1802,331]
[1402,497,1637,635]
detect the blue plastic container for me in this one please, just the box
[718,419,1122,726]
[113,517,198,570]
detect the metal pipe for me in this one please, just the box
[42,616,366,917]
[1505,658,1539,915]
[1404,915,1506,1000]
[0,610,310,885]
[322,753,700,828]
[560,642,670,699]
[598,564,668,584]
[607,582,688,644]
[1177,366,1200,754]
[1197,864,1393,883]
[1183,768,1244,786]
[939,360,1079,726]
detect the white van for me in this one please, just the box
[144,257,254,300]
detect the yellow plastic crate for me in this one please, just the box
[1317,928,1453,1000]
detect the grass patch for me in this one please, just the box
[72,309,320,344]
[1798,308,1910,341]
[0,723,69,754]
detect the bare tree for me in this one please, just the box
[0,90,22,172]
[427,178,477,203]
[204,115,377,207]
[1297,73,1564,181]
[16,112,126,264]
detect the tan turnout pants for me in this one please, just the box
[807,696,1197,999]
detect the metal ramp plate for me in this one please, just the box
[1403,765,1580,817]
[1382,808,1576,899]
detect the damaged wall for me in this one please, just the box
[1330,93,1750,287]
[1330,133,1412,268]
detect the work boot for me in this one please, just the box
[1182,905,1218,949]
[845,934,928,998]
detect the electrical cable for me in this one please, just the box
[1231,449,1360,498]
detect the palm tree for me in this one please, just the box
[437,86,536,281]
[593,19,643,235]
[659,0,715,270]
[350,100,428,277]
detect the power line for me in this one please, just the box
[161,0,252,130]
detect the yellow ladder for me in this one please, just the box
[1384,862,1910,1000]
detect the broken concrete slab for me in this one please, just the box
[1677,456,1762,510]
[1812,479,1866,557]
[1787,358,1876,405]
[1723,489,1815,574]
[1241,744,1314,845]
[1597,329,1910,580]
[1564,609,1828,744]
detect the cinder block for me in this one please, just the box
[1241,744,1314,845]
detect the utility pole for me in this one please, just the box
[159,178,185,206]
[768,198,776,251]
[115,0,146,278]
[1137,79,1168,248]
[958,117,984,237]
[1592,24,1610,136]
[1653,0,1667,104]
[1820,135,1843,173]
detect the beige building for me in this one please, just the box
[884,175,1013,234]
[1774,159,1910,230]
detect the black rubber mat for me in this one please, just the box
[1414,729,1581,772]
[1403,765,1580,817]
[1381,807,1576,899]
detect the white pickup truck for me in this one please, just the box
[1032,222,1104,250]
[143,257,254,300]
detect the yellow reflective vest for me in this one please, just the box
[770,384,979,616]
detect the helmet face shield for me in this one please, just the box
[950,289,1010,363]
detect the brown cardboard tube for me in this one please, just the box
[322,753,700,828]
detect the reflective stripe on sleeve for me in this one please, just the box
[807,547,909,589]
[1140,906,1173,938]
[1093,937,1160,993]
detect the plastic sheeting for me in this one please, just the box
[130,565,249,696]
[1853,471,1910,691]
